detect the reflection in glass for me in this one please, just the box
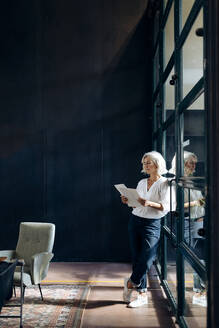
[183,183,206,261]
[169,150,206,262]
[155,94,163,130]
[167,238,177,300]
[165,121,176,232]
[154,46,160,92]
[164,67,175,110]
[154,11,160,46]
[182,9,203,98]
[183,99,206,177]
[165,121,175,171]
[184,260,207,327]
[164,3,174,68]
[182,152,205,252]
[164,0,168,11]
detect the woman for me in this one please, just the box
[121,151,171,308]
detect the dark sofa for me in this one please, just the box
[0,261,17,312]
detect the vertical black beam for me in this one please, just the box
[206,1,219,327]
[175,0,185,320]
[160,0,168,282]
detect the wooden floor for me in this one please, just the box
[43,262,177,328]
[42,262,207,327]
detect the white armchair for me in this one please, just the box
[0,222,55,300]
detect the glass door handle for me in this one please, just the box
[169,74,178,85]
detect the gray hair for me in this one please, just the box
[169,151,198,174]
[141,151,167,175]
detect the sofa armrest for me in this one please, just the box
[31,252,54,284]
[0,250,16,261]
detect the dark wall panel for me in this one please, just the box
[0,0,153,261]
[0,1,45,249]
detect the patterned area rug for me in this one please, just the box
[0,284,89,328]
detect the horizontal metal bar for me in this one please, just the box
[3,304,21,307]
[178,182,205,191]
[177,177,205,190]
[179,176,205,181]
[0,315,21,318]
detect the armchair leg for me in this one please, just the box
[38,284,43,301]
[22,286,26,301]
[13,286,16,297]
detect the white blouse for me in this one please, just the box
[184,188,205,219]
[132,176,173,219]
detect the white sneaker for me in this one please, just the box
[192,292,207,307]
[128,293,148,308]
[123,278,133,303]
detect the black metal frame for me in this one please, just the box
[152,0,208,327]
[205,1,219,327]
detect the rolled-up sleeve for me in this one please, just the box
[159,180,176,212]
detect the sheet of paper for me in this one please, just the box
[114,184,127,194]
[114,184,143,208]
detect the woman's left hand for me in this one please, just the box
[138,197,148,207]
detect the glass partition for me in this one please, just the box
[164,0,168,11]
[183,95,206,177]
[182,183,206,261]
[165,120,175,170]
[182,9,204,99]
[154,46,160,92]
[166,238,177,300]
[184,260,207,328]
[154,11,160,46]
[164,67,175,111]
[164,2,174,69]
[188,92,204,110]
[152,1,208,326]
[181,0,196,31]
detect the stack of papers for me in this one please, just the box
[114,184,143,208]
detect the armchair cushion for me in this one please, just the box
[13,271,32,287]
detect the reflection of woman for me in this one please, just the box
[170,151,206,297]
[121,151,172,308]
[170,151,205,247]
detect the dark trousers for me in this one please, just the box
[128,215,161,292]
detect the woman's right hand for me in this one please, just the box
[121,195,128,204]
